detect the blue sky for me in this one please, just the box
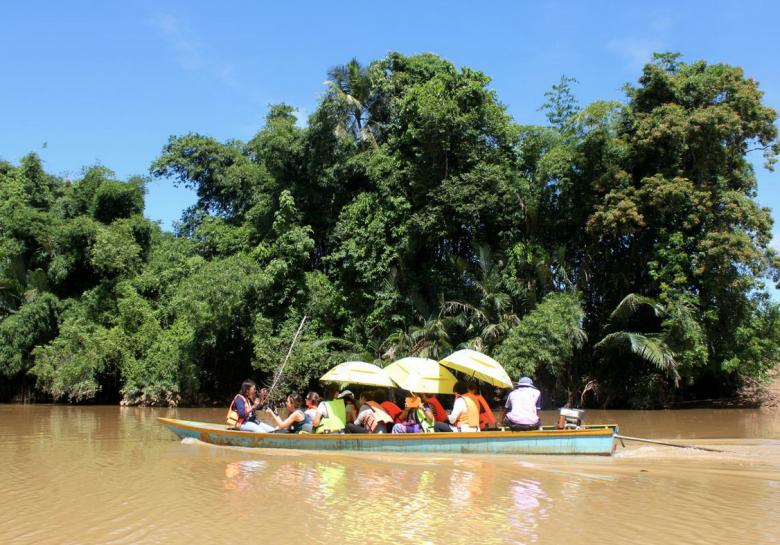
[2,1,779,294]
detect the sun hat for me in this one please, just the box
[516,377,534,387]
[337,390,354,399]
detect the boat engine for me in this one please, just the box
[557,408,585,429]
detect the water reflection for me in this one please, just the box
[507,478,548,539]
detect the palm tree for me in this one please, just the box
[324,58,381,150]
[445,244,520,351]
[594,293,680,385]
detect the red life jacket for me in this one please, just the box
[465,393,496,429]
[425,397,447,423]
[226,394,254,428]
[365,401,394,433]
[380,401,404,422]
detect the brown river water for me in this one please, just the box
[1,405,779,545]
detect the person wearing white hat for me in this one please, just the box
[503,377,541,431]
[337,389,357,423]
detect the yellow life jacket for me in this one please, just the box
[226,394,253,428]
[315,400,347,433]
[457,395,480,429]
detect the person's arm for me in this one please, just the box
[235,397,249,419]
[312,403,328,427]
[354,408,368,426]
[268,409,303,430]
[256,388,266,408]
[346,405,356,424]
[449,398,464,425]
[422,406,434,423]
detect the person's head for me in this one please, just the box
[453,381,468,396]
[337,390,355,403]
[467,381,478,394]
[372,389,386,404]
[324,383,340,400]
[287,393,304,409]
[240,379,258,397]
[359,390,373,405]
[421,392,437,401]
[305,392,321,407]
[516,377,534,389]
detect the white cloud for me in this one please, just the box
[607,38,665,71]
[147,14,204,71]
[147,13,239,88]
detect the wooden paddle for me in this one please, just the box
[615,434,730,453]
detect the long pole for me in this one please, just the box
[615,434,729,453]
[267,315,308,398]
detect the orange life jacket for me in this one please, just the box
[364,401,394,433]
[465,393,496,429]
[456,395,480,429]
[226,394,254,428]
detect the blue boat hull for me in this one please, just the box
[158,418,618,456]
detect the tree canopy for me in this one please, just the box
[2,52,778,408]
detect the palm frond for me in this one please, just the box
[609,293,665,324]
[595,331,679,384]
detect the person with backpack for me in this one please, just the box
[391,393,435,433]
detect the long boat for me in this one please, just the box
[158,417,618,456]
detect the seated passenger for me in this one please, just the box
[347,392,394,433]
[305,391,321,423]
[312,384,347,433]
[434,381,480,432]
[338,390,358,424]
[266,393,311,433]
[346,391,373,433]
[373,389,403,422]
[504,377,541,431]
[421,393,447,423]
[391,393,435,433]
[227,379,273,432]
[466,381,497,430]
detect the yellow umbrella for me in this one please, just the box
[383,357,459,394]
[438,349,513,388]
[320,361,396,388]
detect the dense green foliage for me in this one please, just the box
[2,52,779,407]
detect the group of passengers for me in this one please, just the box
[227,376,541,434]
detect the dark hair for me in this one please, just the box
[360,390,373,402]
[372,389,386,404]
[287,393,304,408]
[240,379,257,397]
[324,383,340,399]
[453,381,468,396]
[467,381,478,393]
[306,392,321,406]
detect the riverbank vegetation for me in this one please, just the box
[2,52,779,408]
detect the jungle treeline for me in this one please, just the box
[2,52,779,408]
